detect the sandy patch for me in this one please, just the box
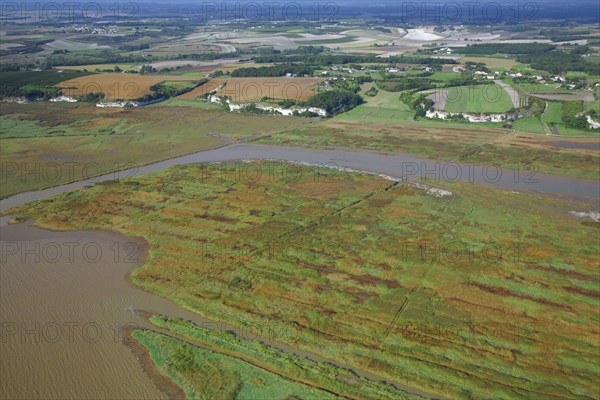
[403,29,444,41]
[296,33,345,40]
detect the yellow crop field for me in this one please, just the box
[178,77,325,102]
[56,73,200,100]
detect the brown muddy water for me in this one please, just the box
[0,217,435,399]
[0,220,171,399]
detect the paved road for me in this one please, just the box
[494,80,521,108]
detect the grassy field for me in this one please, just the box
[132,315,418,399]
[430,72,462,82]
[11,161,599,399]
[177,79,227,100]
[336,83,414,123]
[541,101,596,136]
[444,84,514,113]
[542,102,563,124]
[258,119,600,180]
[512,117,548,135]
[0,103,307,198]
[161,80,200,92]
[132,330,339,400]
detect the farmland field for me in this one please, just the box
[336,83,414,123]
[219,77,326,102]
[512,117,548,134]
[444,84,514,113]
[56,73,202,100]
[459,57,522,70]
[11,161,599,400]
[179,78,324,103]
[177,77,325,102]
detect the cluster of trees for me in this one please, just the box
[139,65,157,74]
[8,48,242,71]
[539,29,592,42]
[561,101,589,129]
[77,92,105,103]
[231,64,313,77]
[517,47,598,75]
[119,44,150,51]
[41,49,150,69]
[4,85,59,101]
[238,104,275,115]
[458,43,556,55]
[402,93,434,117]
[330,78,361,93]
[524,96,546,118]
[452,43,597,75]
[278,99,297,108]
[365,86,379,97]
[0,70,91,100]
[149,79,207,98]
[304,90,363,115]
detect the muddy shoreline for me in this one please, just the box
[122,326,187,400]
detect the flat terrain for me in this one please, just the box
[132,330,339,400]
[1,16,599,400]
[336,83,414,123]
[176,78,227,99]
[11,161,599,400]
[220,77,326,102]
[460,57,521,70]
[258,119,600,181]
[56,73,202,100]
[0,103,307,197]
[443,84,514,113]
[56,64,137,72]
[178,77,325,102]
